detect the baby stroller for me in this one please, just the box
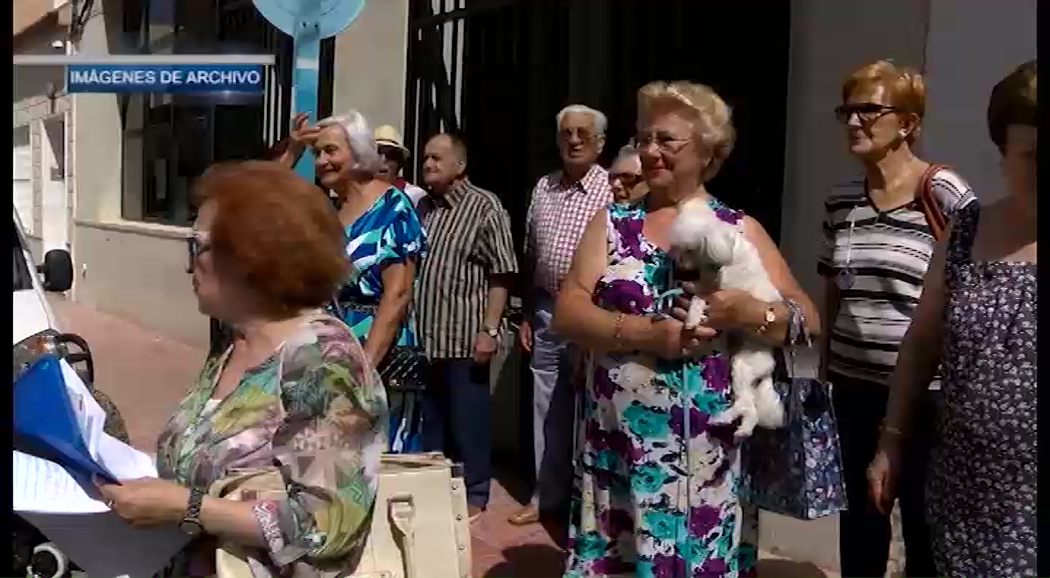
[12,329,129,578]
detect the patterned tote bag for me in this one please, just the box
[742,300,848,520]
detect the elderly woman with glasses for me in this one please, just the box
[280,111,428,453]
[818,60,978,578]
[96,161,387,577]
[609,144,648,204]
[553,81,819,578]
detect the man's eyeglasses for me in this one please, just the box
[558,128,598,143]
[834,103,900,124]
[186,233,211,273]
[610,173,643,188]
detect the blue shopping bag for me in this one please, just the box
[742,303,848,520]
[13,354,118,487]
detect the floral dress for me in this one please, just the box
[333,186,426,453]
[926,203,1037,576]
[565,198,758,578]
[156,313,388,577]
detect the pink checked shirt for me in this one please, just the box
[525,163,612,295]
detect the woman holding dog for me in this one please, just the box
[554,81,819,578]
[818,60,977,577]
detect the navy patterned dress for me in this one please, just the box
[926,203,1037,576]
[564,197,758,578]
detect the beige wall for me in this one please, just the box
[69,0,411,348]
[331,0,410,132]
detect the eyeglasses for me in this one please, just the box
[609,172,643,188]
[186,232,211,273]
[558,128,598,143]
[635,132,692,153]
[378,145,406,164]
[834,103,900,124]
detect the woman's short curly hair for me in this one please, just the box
[987,59,1037,153]
[192,160,349,319]
[637,81,736,182]
[841,60,926,142]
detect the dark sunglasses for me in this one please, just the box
[378,146,407,164]
[185,234,211,273]
[610,173,643,187]
[834,103,899,124]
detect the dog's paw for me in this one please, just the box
[710,399,759,438]
[684,297,709,329]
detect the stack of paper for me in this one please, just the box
[13,355,190,577]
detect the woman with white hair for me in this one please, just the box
[609,144,647,204]
[554,81,819,577]
[281,111,427,453]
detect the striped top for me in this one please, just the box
[818,168,977,387]
[415,179,519,359]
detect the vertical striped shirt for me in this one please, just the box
[818,167,977,387]
[415,179,519,360]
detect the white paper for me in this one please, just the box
[14,361,190,577]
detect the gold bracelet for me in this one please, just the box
[612,313,627,340]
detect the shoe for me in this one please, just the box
[507,504,540,526]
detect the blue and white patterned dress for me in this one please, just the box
[565,198,758,578]
[334,186,426,453]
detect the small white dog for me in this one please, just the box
[667,197,785,438]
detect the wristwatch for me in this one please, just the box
[484,325,500,338]
[178,486,206,537]
[755,304,778,335]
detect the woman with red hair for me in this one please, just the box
[96,161,387,577]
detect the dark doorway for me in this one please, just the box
[404,0,791,243]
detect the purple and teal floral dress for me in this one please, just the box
[565,198,758,578]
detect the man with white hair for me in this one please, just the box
[510,104,613,527]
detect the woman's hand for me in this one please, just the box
[647,316,718,359]
[867,440,904,515]
[95,477,190,528]
[289,112,321,149]
[677,284,770,332]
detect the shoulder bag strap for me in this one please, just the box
[917,164,951,241]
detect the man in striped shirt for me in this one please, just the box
[415,133,519,520]
[510,105,612,527]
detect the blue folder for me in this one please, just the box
[13,354,119,488]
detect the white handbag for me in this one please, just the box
[351,452,472,578]
[212,452,472,578]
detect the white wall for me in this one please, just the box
[921,0,1038,202]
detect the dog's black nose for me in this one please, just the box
[674,266,702,282]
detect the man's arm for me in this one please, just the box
[521,181,541,316]
[474,203,521,362]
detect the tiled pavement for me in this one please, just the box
[50,298,844,577]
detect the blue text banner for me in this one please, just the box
[66,63,265,94]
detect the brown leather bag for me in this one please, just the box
[916,164,950,240]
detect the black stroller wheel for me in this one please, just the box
[27,543,70,578]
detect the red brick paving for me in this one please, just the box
[50,299,839,578]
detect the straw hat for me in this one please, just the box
[374,125,410,156]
